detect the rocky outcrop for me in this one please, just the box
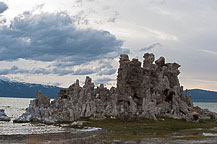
[115,53,200,120]
[14,77,118,123]
[14,53,217,123]
[0,109,10,121]
[14,91,51,123]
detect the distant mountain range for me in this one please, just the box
[185,89,217,102]
[0,79,62,99]
[0,79,217,102]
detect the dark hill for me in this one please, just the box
[0,79,61,99]
[1,79,217,102]
[186,89,217,102]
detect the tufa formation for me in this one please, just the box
[14,53,217,123]
[0,109,10,121]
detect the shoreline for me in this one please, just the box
[1,117,217,143]
[1,130,217,144]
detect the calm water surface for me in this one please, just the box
[194,102,217,113]
[0,97,66,135]
[0,97,217,135]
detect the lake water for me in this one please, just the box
[194,102,217,112]
[0,97,217,135]
[0,97,66,135]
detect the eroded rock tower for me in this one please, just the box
[15,53,217,123]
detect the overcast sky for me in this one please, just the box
[0,0,217,91]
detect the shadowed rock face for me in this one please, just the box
[116,53,191,120]
[14,53,217,123]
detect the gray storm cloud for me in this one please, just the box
[140,42,162,51]
[0,11,127,65]
[0,2,8,14]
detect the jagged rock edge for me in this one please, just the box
[14,53,217,123]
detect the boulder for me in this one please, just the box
[0,109,10,121]
[185,112,199,123]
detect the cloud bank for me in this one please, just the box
[0,60,117,76]
[0,11,126,65]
